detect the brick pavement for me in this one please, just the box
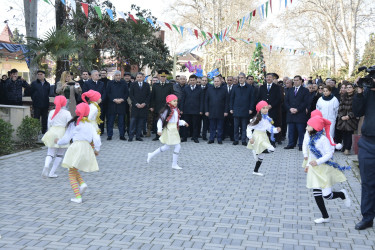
[0,130,374,249]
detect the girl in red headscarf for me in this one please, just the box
[147,94,189,170]
[56,103,101,203]
[246,101,281,176]
[81,90,102,135]
[304,115,351,224]
[41,96,72,178]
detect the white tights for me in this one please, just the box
[44,148,66,176]
[149,144,181,167]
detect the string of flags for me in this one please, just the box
[178,37,326,58]
[38,0,296,43]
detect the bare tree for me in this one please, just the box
[23,0,38,81]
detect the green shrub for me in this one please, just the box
[16,116,41,147]
[0,118,14,155]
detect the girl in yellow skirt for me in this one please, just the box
[56,103,101,203]
[303,115,351,224]
[41,96,72,178]
[147,94,189,170]
[81,90,103,135]
[247,101,281,176]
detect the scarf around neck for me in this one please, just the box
[166,103,181,130]
[322,94,334,101]
[262,114,275,142]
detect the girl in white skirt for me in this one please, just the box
[147,94,189,169]
[247,101,281,176]
[303,116,351,224]
[57,103,101,203]
[41,96,72,178]
[81,90,102,135]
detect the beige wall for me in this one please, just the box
[0,105,31,139]
[0,59,30,82]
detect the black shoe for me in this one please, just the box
[278,141,282,145]
[284,145,295,149]
[230,137,234,141]
[208,140,214,144]
[152,137,159,141]
[355,220,373,230]
[100,130,104,135]
[218,141,223,144]
[140,134,144,138]
[271,142,276,147]
[202,137,208,141]
[233,141,239,145]
[299,146,303,151]
[128,138,133,142]
[181,138,187,142]
[107,136,112,141]
[136,138,143,141]
[242,142,247,146]
[194,139,199,143]
[120,136,126,141]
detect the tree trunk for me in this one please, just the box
[55,0,68,82]
[23,0,38,82]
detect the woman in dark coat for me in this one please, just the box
[336,83,359,155]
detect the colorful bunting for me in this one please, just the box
[69,0,76,13]
[94,6,102,19]
[43,0,50,4]
[266,2,269,18]
[106,8,114,20]
[117,11,127,21]
[201,31,207,40]
[146,18,155,28]
[129,14,137,23]
[137,15,147,23]
[61,0,65,4]
[207,32,213,39]
[172,24,180,33]
[164,22,172,31]
[270,0,272,13]
[194,29,199,39]
[81,3,88,17]
[179,26,184,37]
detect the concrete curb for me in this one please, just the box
[0,146,46,161]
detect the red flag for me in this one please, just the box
[223,28,227,38]
[291,0,292,3]
[194,29,199,39]
[236,20,240,32]
[252,10,256,16]
[164,22,172,31]
[230,37,237,42]
[207,32,213,38]
[270,0,272,12]
[129,14,138,23]
[81,3,89,18]
[270,45,272,51]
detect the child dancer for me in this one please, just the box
[41,96,72,178]
[57,103,101,203]
[81,90,103,134]
[247,101,281,176]
[303,115,351,223]
[147,94,189,169]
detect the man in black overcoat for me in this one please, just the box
[30,70,50,134]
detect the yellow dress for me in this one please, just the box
[247,130,272,154]
[303,134,347,189]
[159,123,180,145]
[42,126,69,148]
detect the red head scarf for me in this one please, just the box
[75,103,90,125]
[256,101,269,113]
[81,90,101,103]
[307,116,336,146]
[51,96,67,120]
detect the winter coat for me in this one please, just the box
[106,79,129,115]
[284,86,309,123]
[205,85,229,119]
[150,82,174,114]
[336,93,359,131]
[30,79,51,108]
[316,95,339,123]
[129,81,151,118]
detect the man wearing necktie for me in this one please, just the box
[180,75,204,143]
[199,77,209,140]
[224,76,235,141]
[284,75,309,151]
[76,70,90,104]
[129,72,151,141]
[150,70,174,141]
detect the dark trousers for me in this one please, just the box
[234,116,248,143]
[129,117,145,139]
[125,104,131,135]
[335,127,343,144]
[179,114,187,139]
[281,110,287,138]
[209,118,224,142]
[183,114,200,140]
[202,115,209,139]
[33,106,49,134]
[287,123,306,147]
[342,130,354,150]
[107,114,125,137]
[100,103,106,134]
[224,114,234,139]
[358,137,375,222]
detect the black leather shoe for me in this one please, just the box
[242,142,247,146]
[355,220,373,230]
[194,139,199,143]
[202,137,208,141]
[120,136,126,141]
[299,146,303,151]
[230,137,234,141]
[181,138,187,142]
[284,145,295,149]
[218,141,223,144]
[233,141,238,145]
[136,138,143,141]
[152,137,159,141]
[128,138,133,142]
[107,136,112,141]
[208,140,214,144]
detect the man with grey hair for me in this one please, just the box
[82,69,106,134]
[106,70,129,140]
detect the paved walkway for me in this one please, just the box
[0,131,374,249]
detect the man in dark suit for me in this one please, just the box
[128,72,150,141]
[4,69,30,106]
[106,71,129,141]
[82,70,106,134]
[150,70,174,141]
[230,73,255,146]
[123,72,132,136]
[257,73,282,146]
[180,75,204,143]
[284,75,309,151]
[30,70,50,134]
[76,70,90,104]
[224,76,234,141]
[205,76,229,144]
[200,76,210,140]
[100,69,110,135]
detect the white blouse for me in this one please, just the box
[47,109,72,129]
[246,118,279,139]
[57,121,102,151]
[157,110,186,133]
[302,132,334,165]
[88,103,99,121]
